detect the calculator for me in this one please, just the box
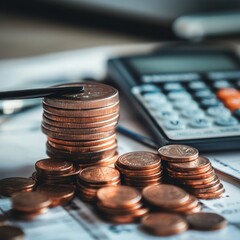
[108,44,240,151]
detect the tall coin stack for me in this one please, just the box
[158,145,225,199]
[115,152,162,190]
[41,82,119,168]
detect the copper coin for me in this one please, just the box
[79,166,120,184]
[142,213,188,236]
[158,145,198,162]
[43,114,119,129]
[124,177,162,185]
[43,101,119,117]
[97,186,141,208]
[11,208,49,221]
[12,192,52,213]
[124,171,163,180]
[0,177,36,197]
[190,182,223,194]
[36,184,75,206]
[194,185,225,199]
[44,111,119,123]
[185,204,202,214]
[0,225,24,240]
[142,184,190,208]
[48,134,116,147]
[186,212,227,230]
[35,158,73,175]
[186,176,220,189]
[176,174,216,186]
[117,152,161,170]
[167,165,212,176]
[169,156,211,172]
[172,195,199,213]
[43,82,119,109]
[77,178,120,189]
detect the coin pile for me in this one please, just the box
[33,158,80,185]
[143,184,201,214]
[115,152,162,189]
[42,82,119,168]
[0,177,36,197]
[158,145,225,199]
[77,166,121,201]
[96,185,148,223]
[11,192,52,220]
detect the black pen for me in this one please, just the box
[117,125,159,149]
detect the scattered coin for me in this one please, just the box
[0,225,24,240]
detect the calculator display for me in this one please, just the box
[129,53,238,74]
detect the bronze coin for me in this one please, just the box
[186,212,227,230]
[142,184,190,208]
[0,225,24,240]
[176,174,216,186]
[11,208,49,221]
[167,165,212,176]
[186,176,220,189]
[43,101,119,117]
[142,213,188,236]
[117,152,161,170]
[193,185,225,199]
[12,192,52,213]
[190,182,223,194]
[158,145,198,162]
[35,158,73,175]
[124,177,162,185]
[47,134,116,147]
[79,166,120,184]
[0,177,36,197]
[169,156,211,172]
[172,195,199,213]
[43,82,119,109]
[77,178,120,189]
[97,186,141,208]
[185,204,202,214]
[123,171,163,180]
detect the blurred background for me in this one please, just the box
[1,0,240,59]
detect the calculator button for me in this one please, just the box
[173,99,198,110]
[224,97,240,111]
[194,89,215,99]
[200,98,222,108]
[164,119,185,130]
[163,83,184,92]
[181,109,205,119]
[189,118,212,128]
[188,81,207,90]
[139,84,160,93]
[206,106,231,117]
[156,111,179,120]
[213,80,232,89]
[168,91,191,101]
[215,116,238,126]
[146,100,168,110]
[217,88,239,101]
[143,92,166,101]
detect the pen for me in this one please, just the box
[117,125,159,149]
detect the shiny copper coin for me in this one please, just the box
[186,212,227,230]
[169,156,211,172]
[97,186,141,208]
[48,133,116,147]
[142,213,188,236]
[193,185,225,199]
[43,101,119,117]
[35,158,73,175]
[0,225,24,240]
[176,174,216,186]
[172,195,199,213]
[12,192,52,213]
[0,177,36,197]
[158,145,198,162]
[124,171,163,180]
[77,178,120,189]
[124,177,162,185]
[11,208,49,221]
[117,152,161,170]
[167,165,212,176]
[44,111,119,123]
[43,114,119,129]
[185,204,202,214]
[79,166,120,184]
[187,176,220,189]
[142,184,190,208]
[43,82,119,109]
[190,182,223,194]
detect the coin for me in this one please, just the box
[193,185,225,199]
[12,192,52,213]
[0,215,6,226]
[158,145,198,162]
[0,177,36,197]
[172,195,199,213]
[0,225,24,240]
[142,184,190,208]
[186,212,227,230]
[141,213,188,236]
[97,186,141,208]
[175,174,216,186]
[43,82,119,109]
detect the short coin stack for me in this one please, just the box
[143,184,201,214]
[77,166,121,201]
[115,152,162,189]
[96,185,148,223]
[42,82,119,168]
[33,158,80,185]
[158,145,225,199]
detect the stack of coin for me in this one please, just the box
[96,186,148,223]
[0,177,36,197]
[11,192,52,220]
[77,166,121,201]
[143,184,201,214]
[36,184,76,207]
[33,158,80,185]
[115,152,162,189]
[158,145,225,199]
[42,82,119,168]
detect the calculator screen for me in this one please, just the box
[128,53,238,74]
